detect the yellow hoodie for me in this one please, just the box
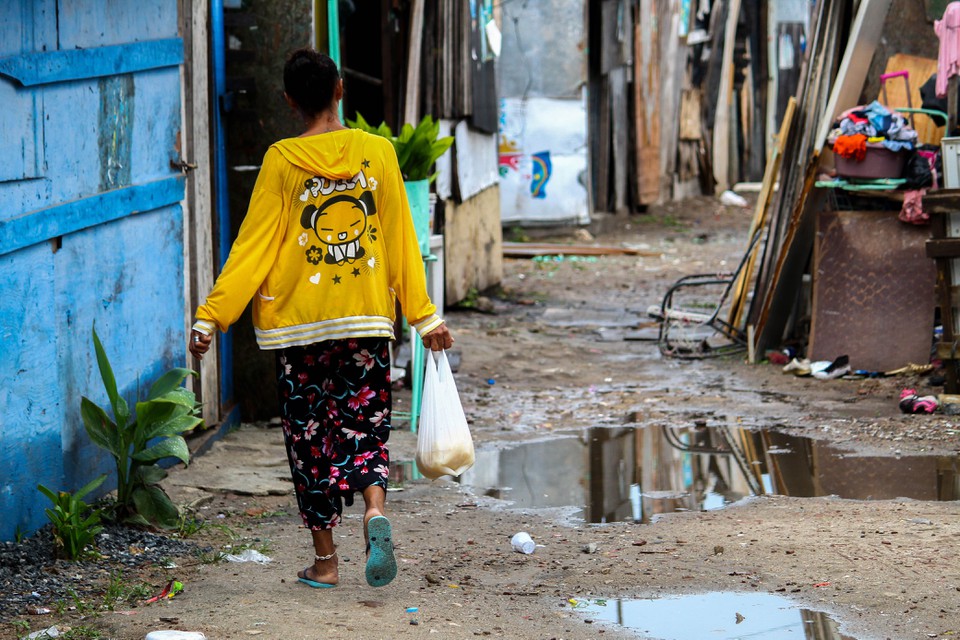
[192,129,443,349]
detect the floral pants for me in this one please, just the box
[276,338,392,530]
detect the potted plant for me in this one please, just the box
[347,114,453,256]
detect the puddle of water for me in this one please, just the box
[457,424,960,522]
[575,592,856,639]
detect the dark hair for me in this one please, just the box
[283,48,340,116]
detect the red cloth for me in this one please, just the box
[833,134,867,161]
[936,2,960,98]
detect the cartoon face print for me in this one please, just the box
[300,190,377,265]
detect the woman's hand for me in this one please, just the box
[422,324,454,352]
[189,330,213,360]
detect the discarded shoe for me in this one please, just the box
[899,388,940,414]
[812,355,850,380]
[782,358,812,376]
[365,516,397,588]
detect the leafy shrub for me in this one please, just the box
[347,113,453,182]
[81,328,203,528]
[37,475,106,560]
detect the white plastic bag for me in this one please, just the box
[415,350,475,479]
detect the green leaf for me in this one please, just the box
[37,484,58,503]
[80,397,119,453]
[73,474,107,501]
[146,368,196,401]
[144,413,203,440]
[136,464,168,485]
[123,512,151,527]
[149,387,197,410]
[132,485,180,528]
[92,327,129,425]
[135,399,178,433]
[133,435,190,466]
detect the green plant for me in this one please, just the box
[14,525,25,543]
[37,475,106,560]
[60,626,105,639]
[81,327,203,528]
[347,113,453,182]
[12,619,30,638]
[103,571,152,610]
[175,514,206,538]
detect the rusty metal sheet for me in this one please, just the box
[809,209,936,372]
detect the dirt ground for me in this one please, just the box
[22,197,960,640]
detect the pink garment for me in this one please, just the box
[900,188,929,225]
[936,2,960,97]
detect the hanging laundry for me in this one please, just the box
[935,1,960,98]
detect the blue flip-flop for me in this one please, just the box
[298,566,336,589]
[365,515,397,587]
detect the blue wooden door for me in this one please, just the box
[0,0,187,540]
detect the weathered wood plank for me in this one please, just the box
[0,38,183,87]
[180,0,219,426]
[0,177,185,257]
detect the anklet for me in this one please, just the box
[315,549,337,562]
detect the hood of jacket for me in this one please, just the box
[272,129,371,179]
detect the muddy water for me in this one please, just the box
[575,592,856,639]
[447,425,960,523]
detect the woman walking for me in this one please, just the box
[188,48,453,589]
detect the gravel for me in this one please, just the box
[0,523,202,622]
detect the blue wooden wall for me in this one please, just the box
[0,0,187,540]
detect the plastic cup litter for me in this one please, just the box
[511,531,535,554]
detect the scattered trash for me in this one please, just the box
[409,620,420,626]
[25,606,52,615]
[144,632,207,640]
[582,543,598,554]
[719,190,749,207]
[782,358,812,376]
[406,607,419,613]
[486,378,496,385]
[224,549,272,564]
[811,355,850,380]
[765,350,790,365]
[144,580,184,604]
[511,532,535,554]
[812,582,831,588]
[26,627,60,639]
[940,394,960,415]
[908,518,933,525]
[735,612,745,624]
[899,389,939,414]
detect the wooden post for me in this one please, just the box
[179,0,219,426]
[711,0,741,193]
[404,0,425,125]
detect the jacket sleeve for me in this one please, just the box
[378,142,444,337]
[192,147,287,335]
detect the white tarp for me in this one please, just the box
[498,96,589,226]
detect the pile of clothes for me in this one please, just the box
[827,101,919,161]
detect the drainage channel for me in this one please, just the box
[436,424,960,523]
[573,592,854,639]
